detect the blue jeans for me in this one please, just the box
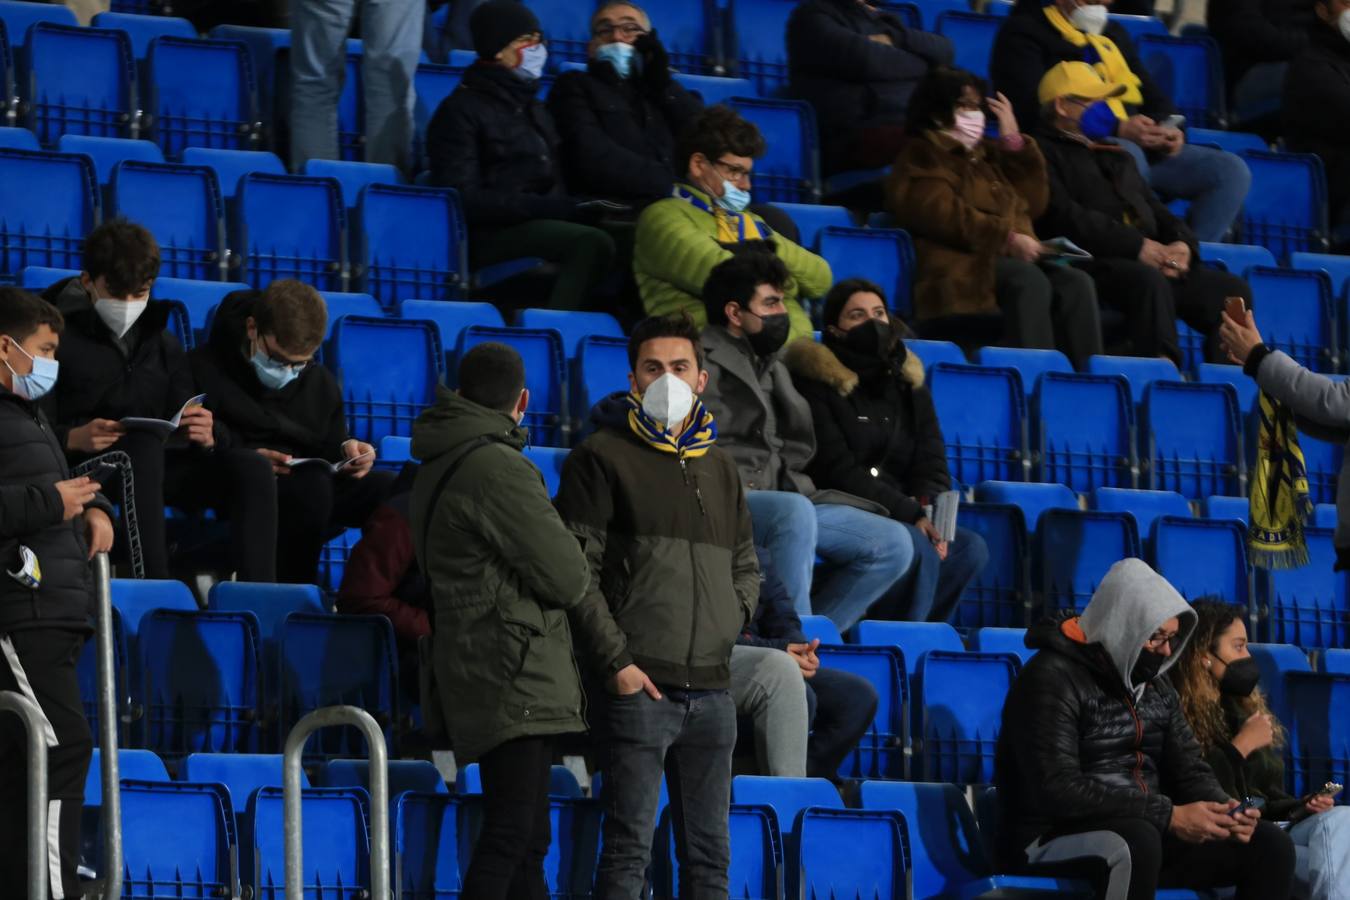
[746,491,914,628]
[1288,806,1350,900]
[1114,139,1251,242]
[290,0,424,171]
[890,524,989,623]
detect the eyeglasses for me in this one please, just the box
[592,22,648,39]
[1144,630,1180,651]
[259,336,312,372]
[712,157,753,185]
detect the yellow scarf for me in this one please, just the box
[1249,391,1313,569]
[1043,4,1143,119]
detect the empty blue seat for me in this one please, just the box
[379,435,413,467]
[146,36,258,157]
[394,792,470,898]
[303,158,404,211]
[412,62,464,168]
[1087,354,1180,407]
[91,11,197,58]
[968,627,1034,665]
[117,779,237,900]
[58,134,164,187]
[1196,362,1258,414]
[798,807,910,898]
[650,0,725,73]
[1143,380,1244,500]
[1317,503,1338,528]
[1291,250,1350,297]
[1322,648,1350,674]
[1241,150,1330,259]
[732,0,795,95]
[673,72,754,106]
[976,347,1072,395]
[112,577,199,641]
[814,643,908,779]
[399,298,503,368]
[181,752,308,816]
[725,96,819,203]
[921,650,1016,783]
[1135,34,1226,127]
[1152,515,1250,605]
[357,183,467,307]
[238,172,346,290]
[1248,643,1312,725]
[331,315,443,445]
[1188,127,1267,155]
[139,609,263,756]
[321,291,385,336]
[244,785,370,900]
[1246,266,1337,372]
[1285,672,1350,797]
[19,264,78,291]
[1039,509,1142,613]
[320,758,447,796]
[657,803,782,899]
[0,125,37,150]
[1302,431,1344,507]
[851,619,961,743]
[1198,240,1277,274]
[905,338,966,370]
[152,276,248,336]
[973,480,1077,533]
[86,749,170,809]
[25,23,135,145]
[1204,494,1249,524]
[459,325,566,447]
[112,160,228,280]
[575,334,629,426]
[799,614,843,644]
[1035,371,1136,492]
[181,146,286,199]
[516,308,624,360]
[935,12,1001,80]
[207,581,325,642]
[0,148,97,280]
[1263,527,1349,649]
[0,0,76,42]
[731,773,842,897]
[929,364,1029,487]
[1092,486,1192,544]
[523,446,569,499]
[773,202,854,250]
[76,604,127,747]
[956,503,1031,628]
[817,226,914,318]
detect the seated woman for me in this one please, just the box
[785,279,988,624]
[1172,600,1350,900]
[886,66,1102,368]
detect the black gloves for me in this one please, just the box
[634,30,672,93]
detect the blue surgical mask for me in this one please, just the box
[250,348,301,391]
[715,180,751,213]
[3,336,59,401]
[512,42,549,81]
[595,41,636,78]
[1079,100,1119,141]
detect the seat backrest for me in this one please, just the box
[1241,150,1329,259]
[399,298,503,358]
[523,446,569,499]
[1143,380,1243,500]
[956,503,1031,629]
[814,644,908,780]
[411,62,465,167]
[111,577,198,642]
[1290,250,1350,297]
[1109,12,1169,40]
[972,480,1077,534]
[181,146,286,199]
[725,96,819,203]
[394,793,469,897]
[58,134,164,186]
[1246,266,1337,372]
[1092,486,1192,541]
[929,364,1028,487]
[1300,430,1345,507]
[86,748,169,807]
[797,808,909,899]
[731,775,842,842]
[976,347,1072,395]
[1321,649,1350,675]
[799,614,843,644]
[1197,240,1277,274]
[673,72,755,105]
[91,11,197,58]
[1087,354,1180,407]
[1038,509,1142,613]
[771,202,853,250]
[152,276,249,336]
[0,148,98,278]
[19,264,79,291]
[1204,494,1249,524]
[0,125,37,150]
[181,752,308,813]
[968,627,1034,664]
[1247,643,1312,725]
[817,226,913,318]
[238,172,346,291]
[207,581,325,641]
[26,23,135,145]
[245,785,370,899]
[111,159,227,280]
[118,780,236,900]
[358,183,467,307]
[1034,371,1136,493]
[147,36,257,157]
[1285,672,1350,796]
[859,780,991,894]
[459,325,566,447]
[302,158,404,211]
[1196,362,1258,415]
[732,0,796,94]
[852,620,963,690]
[321,291,385,337]
[576,334,631,422]
[921,650,1017,783]
[935,11,1000,79]
[1135,33,1224,126]
[905,338,966,370]
[517,308,624,360]
[0,0,76,43]
[319,758,447,796]
[332,315,444,444]
[77,605,126,747]
[1151,515,1250,605]
[1263,527,1348,650]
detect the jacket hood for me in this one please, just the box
[1079,558,1196,697]
[411,385,526,462]
[590,390,635,431]
[783,337,924,396]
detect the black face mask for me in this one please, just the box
[1131,649,1166,686]
[842,318,900,359]
[1217,655,1262,697]
[743,310,790,358]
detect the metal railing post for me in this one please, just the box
[93,552,122,900]
[282,706,389,900]
[0,690,48,899]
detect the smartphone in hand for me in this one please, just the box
[1224,296,1247,324]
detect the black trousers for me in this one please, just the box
[274,465,396,584]
[995,258,1105,370]
[804,667,878,780]
[0,629,93,900]
[1086,259,1253,364]
[463,736,555,900]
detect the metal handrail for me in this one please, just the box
[0,690,48,898]
[93,552,122,900]
[282,706,389,900]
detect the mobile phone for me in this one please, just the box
[1225,296,1247,323]
[1231,796,1266,816]
[1161,114,1186,130]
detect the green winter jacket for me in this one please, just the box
[409,387,592,762]
[633,183,831,343]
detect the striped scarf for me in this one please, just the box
[671,185,774,244]
[626,391,718,459]
[1043,3,1144,120]
[1249,391,1314,569]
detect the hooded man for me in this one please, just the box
[994,558,1295,900]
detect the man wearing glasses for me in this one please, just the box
[190,279,393,583]
[993,557,1296,900]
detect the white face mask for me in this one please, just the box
[640,372,694,432]
[512,41,549,81]
[94,298,148,339]
[1339,8,1350,42]
[1070,1,1109,35]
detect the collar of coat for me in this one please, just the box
[782,336,924,397]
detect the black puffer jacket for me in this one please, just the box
[1208,0,1315,92]
[995,610,1228,864]
[1284,24,1350,216]
[427,63,577,227]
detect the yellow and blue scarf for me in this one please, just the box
[1044,3,1144,120]
[672,185,774,245]
[626,391,718,459]
[1249,391,1314,569]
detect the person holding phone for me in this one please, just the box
[1173,600,1350,900]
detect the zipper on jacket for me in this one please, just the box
[1123,691,1148,794]
[679,454,704,689]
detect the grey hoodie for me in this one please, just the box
[1078,558,1197,700]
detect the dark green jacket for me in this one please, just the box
[1202,696,1302,821]
[410,387,592,762]
[554,393,759,690]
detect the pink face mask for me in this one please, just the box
[948,109,987,150]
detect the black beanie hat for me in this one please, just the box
[471,0,543,60]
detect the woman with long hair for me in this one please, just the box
[1173,599,1350,900]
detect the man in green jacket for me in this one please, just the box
[410,342,593,899]
[633,104,832,342]
[555,314,759,899]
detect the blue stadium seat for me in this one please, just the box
[146,36,258,158]
[321,291,384,336]
[206,582,325,639]
[773,202,854,250]
[731,774,843,898]
[412,62,464,169]
[112,577,199,641]
[117,779,238,900]
[238,172,346,290]
[19,265,78,291]
[0,0,76,43]
[1204,494,1249,524]
[975,347,1072,395]
[91,11,196,58]
[513,0,590,65]
[1262,527,1349,650]
[111,160,228,280]
[86,749,170,809]
[139,609,263,756]
[394,792,471,898]
[357,183,467,307]
[160,297,195,350]
[181,752,308,820]
[334,48,365,161]
[673,72,754,106]
[244,785,371,900]
[523,446,569,498]
[182,146,286,199]
[1241,150,1330,259]
[1196,362,1258,414]
[724,96,819,203]
[935,12,1001,80]
[1038,509,1141,613]
[152,276,248,338]
[0,125,37,150]
[459,325,566,447]
[1290,250,1350,297]
[517,308,624,360]
[657,803,782,900]
[1110,12,1170,40]
[814,643,908,779]
[817,226,914,318]
[1246,266,1338,372]
[1197,240,1277,274]
[25,23,135,145]
[1285,672,1350,797]
[279,612,398,760]
[303,158,404,212]
[929,364,1029,487]
[851,620,962,744]
[1322,648,1350,674]
[797,808,910,900]
[972,480,1077,533]
[920,650,1016,783]
[575,334,632,428]
[1302,431,1344,507]
[1143,380,1244,500]
[956,503,1031,628]
[399,298,504,370]
[1248,643,1312,725]
[58,134,164,188]
[379,436,413,467]
[1092,486,1192,546]
[799,614,843,644]
[1135,34,1226,127]
[1034,372,1136,492]
[1317,503,1338,529]
[1152,515,1250,605]
[77,605,127,747]
[732,0,796,95]
[1187,127,1267,155]
[859,780,1091,899]
[319,758,447,797]
[331,315,443,445]
[905,338,966,370]
[0,148,97,280]
[1086,354,1180,407]
[967,626,1034,665]
[650,0,725,74]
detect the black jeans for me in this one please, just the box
[0,629,93,900]
[463,736,554,900]
[994,258,1104,370]
[274,466,396,584]
[595,689,736,900]
[804,666,879,780]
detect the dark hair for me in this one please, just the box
[0,287,64,341]
[254,279,328,353]
[458,342,526,413]
[627,314,704,372]
[82,219,161,298]
[905,66,987,135]
[823,277,888,329]
[700,248,789,326]
[676,105,766,176]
